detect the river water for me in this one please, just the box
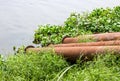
[0,0,120,56]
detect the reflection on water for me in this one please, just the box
[0,0,120,56]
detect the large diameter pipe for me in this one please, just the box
[62,32,120,43]
[26,46,120,61]
[49,40,120,47]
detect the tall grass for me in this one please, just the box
[0,51,120,81]
[61,54,120,81]
[0,51,68,81]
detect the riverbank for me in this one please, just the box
[0,0,120,55]
[1,6,120,81]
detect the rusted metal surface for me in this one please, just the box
[62,32,120,43]
[26,47,53,53]
[49,40,120,47]
[62,37,79,44]
[54,46,120,60]
[94,33,120,41]
[26,46,120,61]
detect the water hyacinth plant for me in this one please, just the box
[33,6,120,46]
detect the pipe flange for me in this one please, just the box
[25,45,35,52]
[62,35,70,43]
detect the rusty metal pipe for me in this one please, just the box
[62,32,120,43]
[49,40,120,47]
[26,46,120,61]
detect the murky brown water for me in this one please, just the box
[0,0,120,56]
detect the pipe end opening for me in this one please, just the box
[25,45,35,52]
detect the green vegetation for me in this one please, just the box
[33,6,120,46]
[1,52,120,81]
[0,6,120,81]
[62,54,120,81]
[1,51,68,81]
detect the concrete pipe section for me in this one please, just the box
[49,40,120,47]
[26,46,120,61]
[62,32,120,43]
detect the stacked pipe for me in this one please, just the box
[62,32,120,43]
[49,40,120,47]
[26,32,120,61]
